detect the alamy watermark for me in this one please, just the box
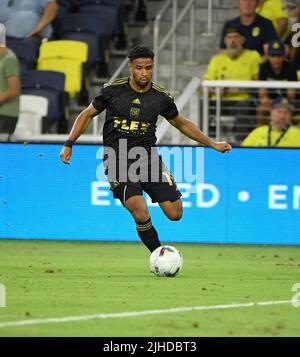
[0,283,6,308]
[291,23,300,48]
[95,140,204,194]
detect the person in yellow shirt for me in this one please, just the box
[205,26,261,101]
[204,26,261,141]
[256,0,289,38]
[242,97,300,146]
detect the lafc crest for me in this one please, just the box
[130,107,140,119]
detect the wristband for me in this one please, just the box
[64,140,74,148]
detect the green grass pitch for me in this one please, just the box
[0,239,299,337]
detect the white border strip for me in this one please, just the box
[0,300,292,329]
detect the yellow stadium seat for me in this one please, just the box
[37,40,88,98]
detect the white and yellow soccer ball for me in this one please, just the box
[150,245,183,277]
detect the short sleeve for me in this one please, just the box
[251,51,262,79]
[4,53,20,78]
[262,19,278,44]
[160,95,179,120]
[92,86,110,112]
[241,129,258,146]
[39,0,55,8]
[203,56,218,80]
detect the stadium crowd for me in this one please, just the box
[0,0,144,135]
[205,0,300,146]
[0,0,300,146]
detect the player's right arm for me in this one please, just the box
[60,102,100,164]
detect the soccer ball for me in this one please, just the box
[150,245,183,277]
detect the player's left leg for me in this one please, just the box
[159,199,183,221]
[142,176,183,221]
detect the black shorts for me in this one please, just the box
[105,152,182,205]
[110,178,182,205]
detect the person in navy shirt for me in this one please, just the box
[220,0,278,56]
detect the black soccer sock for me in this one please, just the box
[135,218,161,252]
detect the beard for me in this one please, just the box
[136,79,150,88]
[271,120,289,131]
[227,45,242,57]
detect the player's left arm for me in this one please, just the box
[168,114,232,153]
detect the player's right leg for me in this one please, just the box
[124,195,161,253]
[124,195,150,222]
[110,182,161,252]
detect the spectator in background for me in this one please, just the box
[0,0,60,39]
[220,0,278,56]
[242,97,300,146]
[285,0,300,16]
[285,1,300,78]
[257,40,297,125]
[205,27,261,141]
[0,23,20,136]
[206,27,261,95]
[256,0,289,38]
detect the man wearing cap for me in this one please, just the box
[0,23,20,136]
[204,26,261,141]
[242,97,300,146]
[257,40,297,125]
[205,27,261,97]
[220,0,278,56]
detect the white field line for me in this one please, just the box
[0,300,292,329]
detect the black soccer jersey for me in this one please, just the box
[92,77,178,150]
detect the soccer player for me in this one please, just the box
[60,46,232,252]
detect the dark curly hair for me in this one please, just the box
[128,45,154,62]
